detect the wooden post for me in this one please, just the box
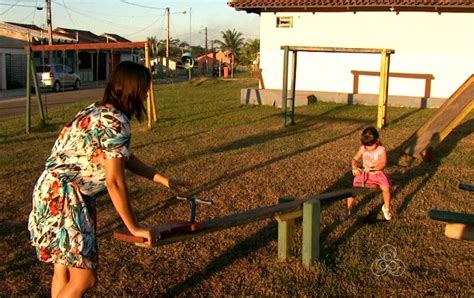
[144,42,152,130]
[276,196,298,261]
[281,46,289,127]
[302,199,321,268]
[26,47,31,133]
[29,54,45,123]
[353,72,359,94]
[377,49,390,129]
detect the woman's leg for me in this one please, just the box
[52,264,69,298]
[57,267,96,298]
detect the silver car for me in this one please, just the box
[36,64,81,92]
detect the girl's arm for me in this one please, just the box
[125,154,188,189]
[351,150,363,174]
[105,157,152,245]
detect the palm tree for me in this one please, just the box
[214,29,245,62]
[240,38,260,66]
[146,36,159,58]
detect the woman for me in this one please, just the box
[28,61,187,297]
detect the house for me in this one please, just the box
[0,22,75,90]
[195,51,234,74]
[0,22,142,90]
[55,28,139,83]
[228,0,474,108]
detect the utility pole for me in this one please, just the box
[46,0,53,63]
[205,27,208,75]
[189,7,192,46]
[166,7,170,76]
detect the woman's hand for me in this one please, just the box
[167,177,190,191]
[132,227,153,247]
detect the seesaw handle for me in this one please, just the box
[113,231,146,243]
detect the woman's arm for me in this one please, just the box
[125,154,188,189]
[105,157,152,245]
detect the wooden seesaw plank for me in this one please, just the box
[428,209,474,241]
[114,187,376,247]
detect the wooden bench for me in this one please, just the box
[351,70,435,98]
[428,209,474,241]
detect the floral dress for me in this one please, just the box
[28,103,131,270]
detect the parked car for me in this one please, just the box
[35,64,81,92]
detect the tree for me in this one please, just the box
[214,29,245,63]
[146,36,159,58]
[240,38,260,66]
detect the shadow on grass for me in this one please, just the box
[0,122,60,146]
[164,221,277,297]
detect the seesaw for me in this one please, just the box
[427,183,474,241]
[113,187,380,268]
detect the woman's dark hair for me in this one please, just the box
[360,126,380,146]
[101,61,151,121]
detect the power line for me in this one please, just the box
[120,0,165,10]
[0,1,20,16]
[61,0,75,28]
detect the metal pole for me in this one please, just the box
[290,51,297,125]
[281,46,289,127]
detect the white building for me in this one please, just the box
[229,0,474,107]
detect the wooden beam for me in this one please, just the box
[146,187,374,247]
[25,41,148,52]
[281,46,395,54]
[428,209,474,225]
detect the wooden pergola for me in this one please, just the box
[24,41,157,133]
[281,46,395,129]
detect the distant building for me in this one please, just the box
[0,22,141,90]
[0,22,75,90]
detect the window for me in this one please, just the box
[276,16,293,28]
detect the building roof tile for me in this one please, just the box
[228,0,474,13]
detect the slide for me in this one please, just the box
[399,75,474,166]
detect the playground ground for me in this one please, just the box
[0,78,472,296]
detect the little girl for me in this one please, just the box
[345,126,393,220]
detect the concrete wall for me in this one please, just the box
[241,88,446,109]
[260,12,474,99]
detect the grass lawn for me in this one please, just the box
[0,77,473,296]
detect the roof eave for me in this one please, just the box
[232,6,474,14]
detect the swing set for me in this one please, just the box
[23,41,157,133]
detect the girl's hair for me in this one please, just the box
[360,126,380,146]
[100,61,151,121]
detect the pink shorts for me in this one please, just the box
[353,171,392,188]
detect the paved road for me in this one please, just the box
[0,86,105,120]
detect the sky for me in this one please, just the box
[0,0,260,46]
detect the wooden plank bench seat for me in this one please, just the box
[351,70,435,98]
[428,209,474,241]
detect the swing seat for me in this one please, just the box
[113,220,202,244]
